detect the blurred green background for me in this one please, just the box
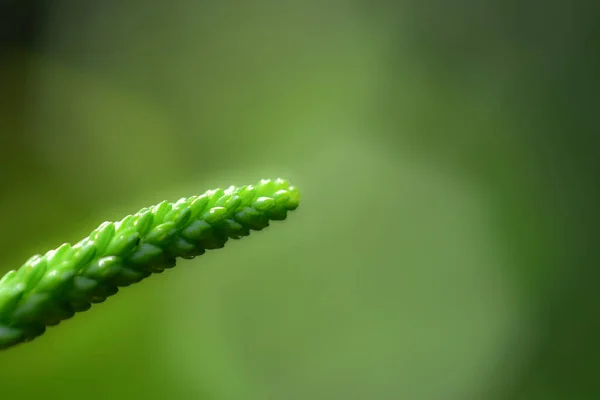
[1,1,598,399]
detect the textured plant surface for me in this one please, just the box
[0,178,299,350]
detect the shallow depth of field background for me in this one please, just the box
[0,1,598,399]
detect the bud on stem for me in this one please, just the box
[0,178,300,350]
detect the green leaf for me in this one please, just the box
[0,178,300,350]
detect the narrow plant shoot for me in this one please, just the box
[0,178,300,350]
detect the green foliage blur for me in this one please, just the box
[1,1,598,399]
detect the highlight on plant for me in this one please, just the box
[0,178,300,350]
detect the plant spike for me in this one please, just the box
[0,178,300,350]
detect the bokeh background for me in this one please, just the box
[1,1,598,399]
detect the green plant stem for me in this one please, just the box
[0,178,300,350]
